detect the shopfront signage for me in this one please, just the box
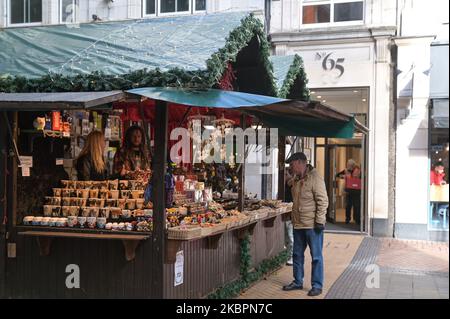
[315,52,345,79]
[293,45,373,87]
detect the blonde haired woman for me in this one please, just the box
[76,130,107,181]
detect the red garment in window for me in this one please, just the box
[430,170,446,185]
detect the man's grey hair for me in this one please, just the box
[347,159,356,168]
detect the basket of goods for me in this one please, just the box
[260,199,282,209]
[136,220,152,232]
[275,205,289,214]
[283,202,293,212]
[125,169,152,187]
[223,201,238,210]
[167,225,202,240]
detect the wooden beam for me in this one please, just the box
[152,100,168,298]
[238,114,246,212]
[0,115,6,298]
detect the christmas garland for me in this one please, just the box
[278,54,310,100]
[207,234,290,299]
[0,14,280,97]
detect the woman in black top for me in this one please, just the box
[76,130,107,181]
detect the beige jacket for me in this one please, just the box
[289,165,329,229]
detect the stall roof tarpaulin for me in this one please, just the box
[0,12,249,78]
[127,87,368,138]
[0,11,292,99]
[0,91,125,110]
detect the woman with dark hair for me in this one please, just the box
[113,125,151,178]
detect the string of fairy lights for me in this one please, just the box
[46,11,243,88]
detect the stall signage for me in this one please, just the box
[19,156,33,177]
[174,250,184,286]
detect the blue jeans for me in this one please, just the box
[292,229,324,289]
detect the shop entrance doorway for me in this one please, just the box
[316,139,365,232]
[310,87,369,233]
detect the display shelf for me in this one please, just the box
[20,129,71,138]
[17,226,150,261]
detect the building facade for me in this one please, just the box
[270,0,449,240]
[0,0,266,27]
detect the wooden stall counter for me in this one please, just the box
[17,226,151,261]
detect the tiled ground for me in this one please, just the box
[361,238,449,299]
[377,238,449,273]
[238,233,364,299]
[237,234,449,299]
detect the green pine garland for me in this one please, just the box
[278,54,310,100]
[207,234,290,299]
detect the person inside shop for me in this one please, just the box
[282,152,328,297]
[336,159,361,225]
[113,125,151,178]
[75,130,108,181]
[430,161,447,185]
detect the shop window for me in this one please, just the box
[302,0,364,26]
[334,1,363,22]
[160,0,190,14]
[9,0,42,25]
[144,0,156,15]
[428,100,449,231]
[194,0,206,12]
[60,0,78,24]
[302,4,330,24]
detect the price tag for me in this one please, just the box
[21,167,30,177]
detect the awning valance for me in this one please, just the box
[127,87,367,138]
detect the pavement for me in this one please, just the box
[239,233,364,299]
[238,234,449,299]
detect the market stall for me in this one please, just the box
[0,87,366,298]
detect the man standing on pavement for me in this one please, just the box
[282,152,329,297]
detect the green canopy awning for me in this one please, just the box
[127,87,286,108]
[127,87,367,138]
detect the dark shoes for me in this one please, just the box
[307,288,323,297]
[282,282,303,291]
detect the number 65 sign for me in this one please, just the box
[315,52,345,79]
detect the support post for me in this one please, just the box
[152,100,168,298]
[238,114,246,212]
